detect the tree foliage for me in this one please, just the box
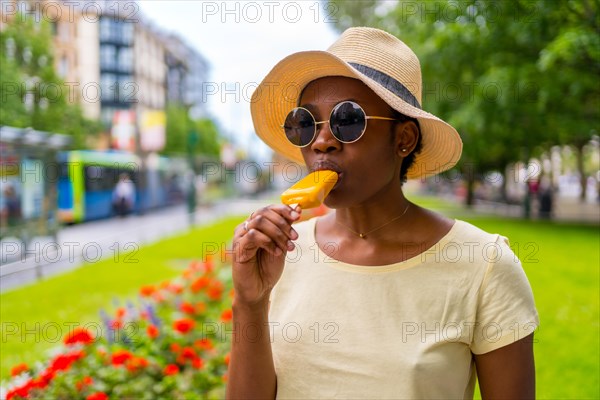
[0,14,102,147]
[330,0,600,202]
[163,104,221,157]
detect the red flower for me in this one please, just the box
[192,357,204,369]
[126,356,149,372]
[194,338,214,351]
[76,376,94,391]
[180,301,196,315]
[163,364,179,376]
[170,343,181,353]
[224,352,231,366]
[173,318,195,334]
[204,257,214,272]
[64,327,94,346]
[221,309,233,322]
[147,325,159,339]
[191,276,210,293]
[181,346,196,359]
[49,350,84,372]
[10,363,29,377]
[188,260,203,271]
[207,280,224,300]
[87,392,109,400]
[115,307,126,318]
[153,292,165,302]
[159,280,170,289]
[196,302,206,314]
[140,285,156,297]
[111,349,133,366]
[6,380,33,400]
[35,368,55,388]
[169,283,184,294]
[110,319,122,329]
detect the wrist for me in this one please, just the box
[232,296,270,317]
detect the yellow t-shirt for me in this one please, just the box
[269,217,539,399]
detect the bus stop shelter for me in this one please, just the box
[0,126,71,248]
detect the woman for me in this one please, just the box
[227,27,539,399]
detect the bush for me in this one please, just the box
[2,257,232,400]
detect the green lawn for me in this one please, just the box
[1,200,599,399]
[464,217,599,399]
[0,216,245,381]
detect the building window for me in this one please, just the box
[101,107,115,127]
[58,56,69,78]
[100,18,112,41]
[58,22,70,41]
[121,23,133,44]
[119,75,136,103]
[101,73,117,102]
[100,44,116,69]
[117,47,133,72]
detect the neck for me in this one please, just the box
[333,187,412,240]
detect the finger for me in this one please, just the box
[248,213,294,252]
[267,204,302,223]
[256,208,300,242]
[237,228,282,262]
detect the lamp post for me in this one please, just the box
[186,130,198,225]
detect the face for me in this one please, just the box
[297,76,405,208]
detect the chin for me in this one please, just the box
[323,192,347,209]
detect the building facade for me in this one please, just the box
[1,0,210,152]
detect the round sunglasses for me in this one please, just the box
[282,101,400,147]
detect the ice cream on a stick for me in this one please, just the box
[281,170,338,209]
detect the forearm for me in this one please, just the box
[226,298,277,400]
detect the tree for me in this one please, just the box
[330,0,599,207]
[0,13,102,147]
[163,103,221,157]
[535,0,600,201]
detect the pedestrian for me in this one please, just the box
[112,173,135,217]
[1,185,21,228]
[227,27,538,399]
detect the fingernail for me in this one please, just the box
[275,247,282,256]
[291,211,299,219]
[287,241,295,251]
[290,229,298,240]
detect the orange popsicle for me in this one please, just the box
[281,170,338,209]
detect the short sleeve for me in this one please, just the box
[470,235,539,354]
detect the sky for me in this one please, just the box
[136,0,340,160]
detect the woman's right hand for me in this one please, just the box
[232,204,300,308]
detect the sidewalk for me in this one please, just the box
[466,196,599,224]
[0,194,275,293]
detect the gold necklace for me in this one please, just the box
[335,203,411,239]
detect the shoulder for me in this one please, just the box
[451,219,501,244]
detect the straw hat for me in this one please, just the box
[250,27,462,179]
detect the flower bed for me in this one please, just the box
[2,258,232,400]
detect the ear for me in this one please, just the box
[393,121,419,157]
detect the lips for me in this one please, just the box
[310,160,342,175]
[310,160,343,188]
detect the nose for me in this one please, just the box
[309,120,341,154]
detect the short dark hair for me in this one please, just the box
[390,110,423,185]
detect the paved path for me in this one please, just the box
[0,195,274,293]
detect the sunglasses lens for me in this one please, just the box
[283,108,316,147]
[330,101,366,143]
